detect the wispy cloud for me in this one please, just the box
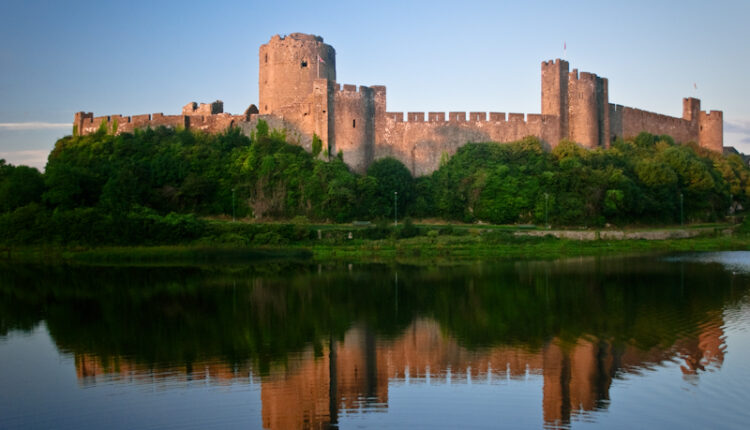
[725,120,750,134]
[724,118,750,154]
[0,150,50,170]
[0,122,70,130]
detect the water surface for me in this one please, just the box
[1,252,749,429]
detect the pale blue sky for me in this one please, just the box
[2,0,749,169]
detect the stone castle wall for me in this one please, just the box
[333,84,376,173]
[72,33,725,176]
[74,111,246,136]
[377,112,559,176]
[611,104,696,143]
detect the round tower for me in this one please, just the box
[259,33,336,115]
[699,111,723,153]
[567,70,608,149]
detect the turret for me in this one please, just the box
[541,59,569,145]
[682,97,700,123]
[73,112,93,136]
[699,110,723,153]
[567,70,608,149]
[259,33,336,116]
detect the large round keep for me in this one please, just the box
[259,33,336,115]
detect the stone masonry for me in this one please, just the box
[74,32,724,176]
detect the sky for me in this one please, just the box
[2,0,749,170]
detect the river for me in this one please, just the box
[1,252,749,429]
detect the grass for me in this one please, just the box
[309,233,750,262]
[2,221,747,266]
[2,245,312,266]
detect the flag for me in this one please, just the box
[564,42,566,50]
[694,82,697,90]
[318,55,325,64]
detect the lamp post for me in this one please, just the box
[394,191,398,226]
[232,188,236,222]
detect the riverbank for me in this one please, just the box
[0,246,312,266]
[2,226,749,266]
[311,232,750,261]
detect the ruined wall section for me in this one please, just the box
[333,84,375,174]
[378,112,559,176]
[73,112,94,135]
[237,114,315,149]
[259,33,335,141]
[182,101,224,116]
[74,111,245,136]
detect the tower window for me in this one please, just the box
[353,119,356,128]
[265,54,268,63]
[301,60,308,68]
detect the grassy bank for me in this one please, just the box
[1,245,312,266]
[310,233,750,261]
[2,227,748,266]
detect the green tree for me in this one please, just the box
[365,157,415,219]
[0,163,45,213]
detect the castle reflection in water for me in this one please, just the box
[75,316,724,429]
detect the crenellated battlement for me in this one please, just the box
[332,83,375,95]
[182,100,223,116]
[408,112,425,122]
[489,112,507,122]
[269,33,325,44]
[449,112,466,122]
[542,58,568,68]
[386,112,404,122]
[428,112,445,122]
[385,111,551,127]
[701,110,723,120]
[469,112,486,122]
[569,70,600,83]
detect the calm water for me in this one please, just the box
[1,252,750,429]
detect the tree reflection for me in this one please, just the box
[0,256,745,429]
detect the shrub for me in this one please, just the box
[362,218,392,240]
[397,217,420,238]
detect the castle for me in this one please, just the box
[74,32,724,176]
